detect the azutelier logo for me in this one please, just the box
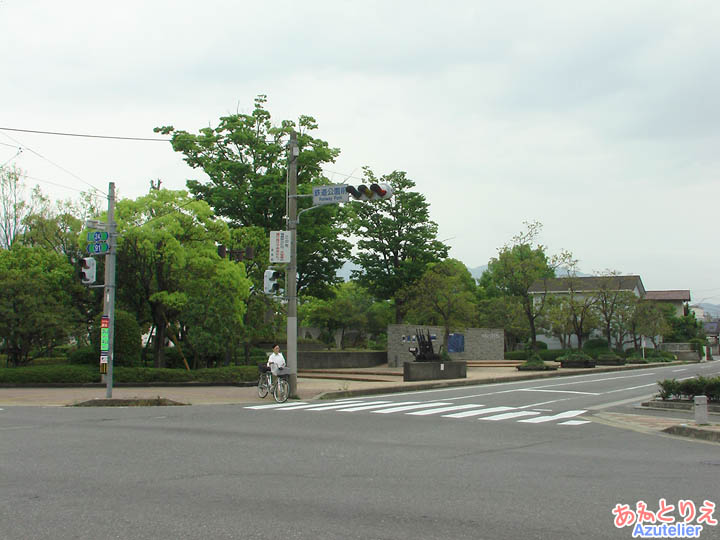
[612,499,717,538]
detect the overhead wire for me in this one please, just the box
[0,126,171,142]
[0,130,105,197]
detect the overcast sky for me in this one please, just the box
[2,1,719,302]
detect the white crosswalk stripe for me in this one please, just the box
[406,404,485,416]
[245,402,308,410]
[277,401,364,411]
[518,410,587,423]
[372,402,452,414]
[336,401,411,412]
[244,400,591,427]
[442,406,514,419]
[480,411,541,421]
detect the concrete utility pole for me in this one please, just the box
[286,132,299,397]
[104,182,117,398]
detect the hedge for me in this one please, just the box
[0,365,259,385]
[505,349,572,361]
[657,376,720,402]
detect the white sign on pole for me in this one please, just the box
[312,185,349,205]
[269,231,291,263]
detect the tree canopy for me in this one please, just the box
[345,169,448,322]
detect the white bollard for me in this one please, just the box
[694,395,709,425]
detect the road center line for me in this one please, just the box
[517,398,570,409]
[518,389,601,395]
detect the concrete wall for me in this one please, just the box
[297,351,386,369]
[387,324,504,368]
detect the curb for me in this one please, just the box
[662,425,720,443]
[312,362,684,400]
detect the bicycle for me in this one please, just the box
[257,367,290,403]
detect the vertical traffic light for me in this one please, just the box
[81,257,96,285]
[345,183,393,201]
[264,269,282,295]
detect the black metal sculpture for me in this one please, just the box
[408,329,441,362]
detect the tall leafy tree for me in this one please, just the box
[155,95,350,298]
[114,189,251,367]
[0,165,42,249]
[345,169,449,322]
[402,259,477,345]
[484,222,556,350]
[0,245,80,365]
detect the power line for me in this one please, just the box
[0,126,171,142]
[0,131,105,196]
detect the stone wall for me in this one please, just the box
[297,351,386,369]
[387,324,504,368]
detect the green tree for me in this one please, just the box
[0,245,80,365]
[0,165,42,249]
[484,222,556,350]
[156,94,349,298]
[539,295,573,349]
[300,282,375,349]
[632,301,670,348]
[476,270,529,351]
[113,189,251,368]
[557,260,600,350]
[402,259,477,346]
[345,169,449,322]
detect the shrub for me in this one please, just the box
[583,338,609,351]
[559,352,596,368]
[0,365,258,385]
[539,349,570,361]
[505,351,528,360]
[0,365,99,384]
[596,353,626,366]
[657,376,720,401]
[68,346,97,365]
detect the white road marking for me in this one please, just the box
[406,404,485,416]
[304,402,374,411]
[245,402,308,409]
[672,369,686,372]
[558,420,592,426]
[518,389,601,396]
[517,399,570,409]
[372,402,452,414]
[602,383,659,394]
[277,401,363,411]
[337,401,411,412]
[480,411,540,421]
[518,410,587,424]
[443,406,514,418]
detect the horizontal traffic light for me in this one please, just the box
[345,183,393,201]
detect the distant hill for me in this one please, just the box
[698,303,720,317]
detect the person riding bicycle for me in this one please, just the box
[260,344,286,385]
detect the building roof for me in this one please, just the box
[644,290,691,302]
[528,275,645,295]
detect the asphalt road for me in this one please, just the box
[2,362,719,540]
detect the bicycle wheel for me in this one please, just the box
[257,374,269,398]
[273,377,289,403]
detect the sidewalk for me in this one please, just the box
[1,362,718,443]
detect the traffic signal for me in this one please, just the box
[345,183,393,201]
[264,269,282,295]
[81,257,96,285]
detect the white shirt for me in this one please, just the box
[267,352,286,371]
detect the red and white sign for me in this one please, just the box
[269,231,291,263]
